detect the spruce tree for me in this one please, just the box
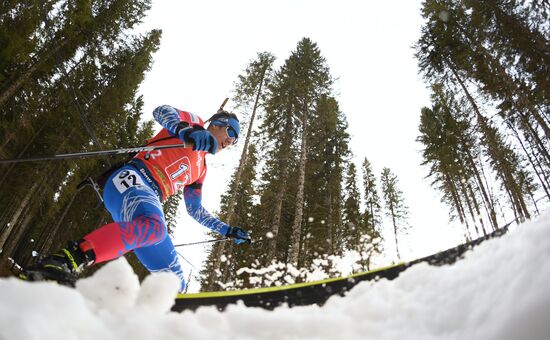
[414,0,548,230]
[302,95,350,263]
[258,38,333,265]
[200,143,259,290]
[202,52,275,291]
[362,157,382,233]
[277,38,333,266]
[0,0,159,278]
[201,41,352,289]
[343,162,379,270]
[380,167,409,260]
[417,84,500,237]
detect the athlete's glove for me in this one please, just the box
[176,123,218,154]
[225,226,252,245]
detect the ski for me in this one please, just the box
[6,257,77,287]
[7,257,28,281]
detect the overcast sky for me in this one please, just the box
[136,0,466,291]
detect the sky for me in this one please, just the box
[1,210,549,340]
[135,0,469,292]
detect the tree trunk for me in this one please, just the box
[326,192,334,253]
[0,124,46,188]
[40,187,81,252]
[266,116,294,260]
[462,146,498,230]
[205,65,268,291]
[509,120,550,199]
[446,173,466,225]
[0,38,69,107]
[3,163,61,266]
[0,180,41,251]
[453,20,550,141]
[226,65,268,224]
[459,180,481,237]
[467,182,487,236]
[390,205,401,261]
[288,108,308,265]
[517,111,550,165]
[450,175,472,240]
[447,59,530,220]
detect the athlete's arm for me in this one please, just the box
[153,105,202,136]
[152,105,184,135]
[183,184,230,235]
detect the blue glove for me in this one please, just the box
[178,126,218,154]
[225,226,251,245]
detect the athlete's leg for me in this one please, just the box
[83,166,186,291]
[133,235,186,291]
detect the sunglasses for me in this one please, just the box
[225,126,239,144]
[211,120,239,145]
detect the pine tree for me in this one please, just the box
[417,84,500,238]
[200,143,259,290]
[414,0,548,230]
[416,0,550,153]
[302,95,350,263]
[343,163,361,249]
[201,41,352,289]
[358,157,383,270]
[258,38,333,265]
[195,37,357,290]
[201,52,275,290]
[281,38,333,266]
[362,157,382,233]
[380,167,409,260]
[343,162,380,270]
[463,0,550,105]
[0,0,159,277]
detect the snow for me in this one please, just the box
[1,212,550,340]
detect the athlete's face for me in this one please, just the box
[208,125,236,153]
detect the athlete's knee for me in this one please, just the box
[133,214,167,245]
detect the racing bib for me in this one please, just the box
[113,169,145,193]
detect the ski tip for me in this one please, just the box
[6,257,29,281]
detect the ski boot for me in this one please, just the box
[24,240,95,287]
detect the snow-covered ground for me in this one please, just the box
[1,211,549,340]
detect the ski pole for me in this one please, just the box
[173,237,231,248]
[0,143,191,165]
[173,236,267,248]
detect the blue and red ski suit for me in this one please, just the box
[81,105,230,291]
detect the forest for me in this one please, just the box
[0,0,548,292]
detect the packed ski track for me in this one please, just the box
[1,211,549,340]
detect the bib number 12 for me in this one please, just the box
[114,169,145,193]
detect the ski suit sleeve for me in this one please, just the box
[183,184,230,236]
[152,105,203,135]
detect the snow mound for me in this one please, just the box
[1,211,550,340]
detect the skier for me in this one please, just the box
[26,103,251,292]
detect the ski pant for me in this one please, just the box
[83,165,186,291]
